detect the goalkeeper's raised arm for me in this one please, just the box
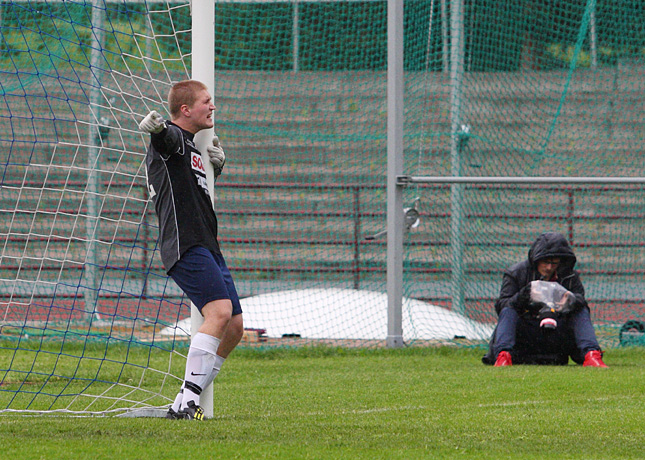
[141,80,244,421]
[140,108,225,175]
[139,110,166,134]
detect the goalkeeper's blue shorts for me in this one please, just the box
[169,246,242,315]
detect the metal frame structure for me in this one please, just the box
[384,0,615,348]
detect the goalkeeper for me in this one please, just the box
[139,80,243,420]
[483,232,607,367]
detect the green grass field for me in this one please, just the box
[1,346,644,460]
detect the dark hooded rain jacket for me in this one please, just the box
[494,232,588,316]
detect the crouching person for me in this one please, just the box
[483,232,607,367]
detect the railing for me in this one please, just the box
[3,180,645,288]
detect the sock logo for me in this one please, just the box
[190,372,206,376]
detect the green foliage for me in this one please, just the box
[545,43,645,68]
[214,3,293,70]
[2,0,645,72]
[298,2,387,71]
[0,1,186,74]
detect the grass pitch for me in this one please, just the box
[1,346,644,460]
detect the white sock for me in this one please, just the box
[170,386,184,413]
[180,332,220,410]
[208,354,226,384]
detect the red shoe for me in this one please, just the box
[583,350,608,368]
[494,351,512,367]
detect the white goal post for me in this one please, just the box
[191,0,216,419]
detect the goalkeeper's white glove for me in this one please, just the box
[207,135,226,176]
[139,111,166,134]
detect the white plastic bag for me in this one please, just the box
[529,280,575,314]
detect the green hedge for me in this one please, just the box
[0,0,643,73]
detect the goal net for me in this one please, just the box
[1,0,645,414]
[1,0,192,415]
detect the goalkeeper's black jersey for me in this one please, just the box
[145,122,221,271]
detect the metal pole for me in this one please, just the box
[386,0,404,348]
[449,0,465,315]
[589,0,597,69]
[397,175,645,185]
[192,0,215,419]
[353,186,360,290]
[84,1,105,323]
[146,7,155,63]
[292,0,299,72]
[440,0,449,73]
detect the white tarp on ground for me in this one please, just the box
[161,288,494,341]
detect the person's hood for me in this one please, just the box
[527,232,577,271]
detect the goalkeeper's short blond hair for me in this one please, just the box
[168,80,208,119]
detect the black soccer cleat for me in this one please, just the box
[165,407,180,420]
[177,401,205,420]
